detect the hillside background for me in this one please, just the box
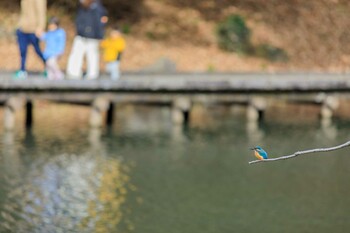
[1,0,350,73]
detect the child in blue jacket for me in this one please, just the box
[38,17,66,80]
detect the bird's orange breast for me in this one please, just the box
[254,151,264,160]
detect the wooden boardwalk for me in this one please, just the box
[0,72,349,129]
[1,72,350,94]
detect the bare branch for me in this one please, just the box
[249,140,350,164]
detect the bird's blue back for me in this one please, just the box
[256,146,268,159]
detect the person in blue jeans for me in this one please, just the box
[15,0,47,79]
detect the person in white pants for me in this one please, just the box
[67,36,100,79]
[66,0,107,80]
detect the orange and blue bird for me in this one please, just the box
[251,146,268,160]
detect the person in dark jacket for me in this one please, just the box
[66,0,108,79]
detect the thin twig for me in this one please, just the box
[249,140,350,164]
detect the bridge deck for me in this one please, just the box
[0,73,350,93]
[1,72,348,128]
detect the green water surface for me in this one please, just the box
[0,105,350,233]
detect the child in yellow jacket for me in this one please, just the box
[101,27,126,80]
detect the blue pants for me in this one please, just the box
[16,29,45,71]
[106,61,120,80]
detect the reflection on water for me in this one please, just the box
[0,128,135,232]
[246,120,265,146]
[0,103,350,232]
[320,118,338,140]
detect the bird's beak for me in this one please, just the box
[250,147,255,150]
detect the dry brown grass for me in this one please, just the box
[1,0,350,72]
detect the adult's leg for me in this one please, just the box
[28,33,45,65]
[66,36,86,79]
[86,39,100,79]
[16,29,29,71]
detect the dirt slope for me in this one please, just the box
[1,0,350,72]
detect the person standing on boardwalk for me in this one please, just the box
[37,17,66,80]
[66,0,108,80]
[14,0,47,79]
[101,27,126,80]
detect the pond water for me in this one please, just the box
[0,103,350,233]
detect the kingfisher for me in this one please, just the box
[251,146,268,160]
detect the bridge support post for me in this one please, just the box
[4,96,26,131]
[106,102,115,126]
[25,100,33,128]
[172,98,191,125]
[90,97,110,128]
[247,97,266,122]
[320,96,339,122]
